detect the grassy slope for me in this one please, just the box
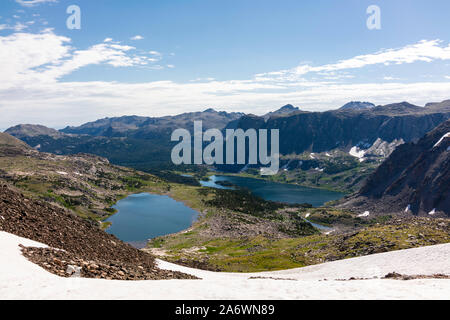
[231,151,380,194]
[0,151,170,224]
[2,137,448,274]
[148,186,450,272]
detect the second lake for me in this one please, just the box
[201,175,345,207]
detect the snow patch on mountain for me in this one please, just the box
[433,132,450,148]
[349,147,365,159]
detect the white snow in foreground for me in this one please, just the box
[305,213,311,218]
[405,205,411,213]
[429,209,436,216]
[56,171,68,175]
[349,146,365,159]
[1,231,450,300]
[358,211,370,217]
[309,153,316,159]
[433,132,450,148]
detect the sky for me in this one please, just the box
[1,0,450,130]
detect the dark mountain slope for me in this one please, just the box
[339,120,450,217]
[230,101,450,155]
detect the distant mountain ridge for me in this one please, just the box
[339,101,375,110]
[4,100,450,171]
[4,109,245,170]
[229,100,450,156]
[60,109,244,137]
[263,104,301,120]
[6,124,64,139]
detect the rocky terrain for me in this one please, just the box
[230,100,450,157]
[339,101,375,110]
[263,104,301,121]
[148,205,450,272]
[0,184,194,280]
[0,132,166,221]
[340,119,450,217]
[2,231,450,299]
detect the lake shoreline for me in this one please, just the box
[104,174,345,248]
[200,175,345,207]
[195,170,352,194]
[104,192,200,247]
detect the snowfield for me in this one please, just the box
[1,231,449,300]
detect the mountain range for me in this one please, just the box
[4,100,450,173]
[339,119,450,217]
[230,101,450,156]
[4,99,448,218]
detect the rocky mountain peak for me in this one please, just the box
[5,124,63,139]
[339,101,375,110]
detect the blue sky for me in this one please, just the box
[0,0,450,129]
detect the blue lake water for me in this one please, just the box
[106,193,198,248]
[200,175,344,207]
[107,176,342,247]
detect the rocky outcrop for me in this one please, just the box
[229,101,450,155]
[263,104,301,121]
[0,132,164,220]
[339,101,375,110]
[0,184,194,280]
[340,120,450,217]
[5,124,65,139]
[0,132,33,156]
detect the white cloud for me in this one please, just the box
[445,76,450,80]
[15,0,57,7]
[1,31,450,129]
[13,23,27,31]
[383,76,399,81]
[257,40,450,81]
[0,22,29,32]
[103,38,113,43]
[130,35,144,41]
[2,79,450,130]
[0,30,156,87]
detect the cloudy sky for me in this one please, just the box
[1,0,450,130]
